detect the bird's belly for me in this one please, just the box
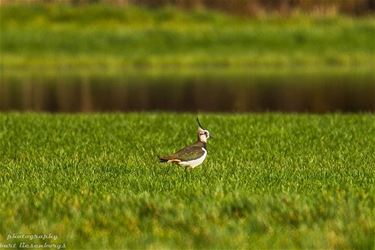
[179,148,207,168]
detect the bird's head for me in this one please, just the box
[197,118,210,143]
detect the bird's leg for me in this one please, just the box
[184,166,188,179]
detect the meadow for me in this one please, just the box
[1,4,375,73]
[0,113,374,249]
[1,2,374,249]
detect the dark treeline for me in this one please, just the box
[4,0,375,15]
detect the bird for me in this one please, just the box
[159,118,211,169]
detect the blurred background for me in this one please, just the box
[1,0,374,112]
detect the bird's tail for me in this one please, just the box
[158,156,169,163]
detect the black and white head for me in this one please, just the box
[197,118,210,143]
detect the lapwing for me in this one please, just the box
[159,118,210,169]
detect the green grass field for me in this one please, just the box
[0,113,374,249]
[1,4,375,73]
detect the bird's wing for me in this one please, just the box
[172,145,205,162]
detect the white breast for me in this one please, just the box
[179,148,207,168]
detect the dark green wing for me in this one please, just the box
[173,145,205,161]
